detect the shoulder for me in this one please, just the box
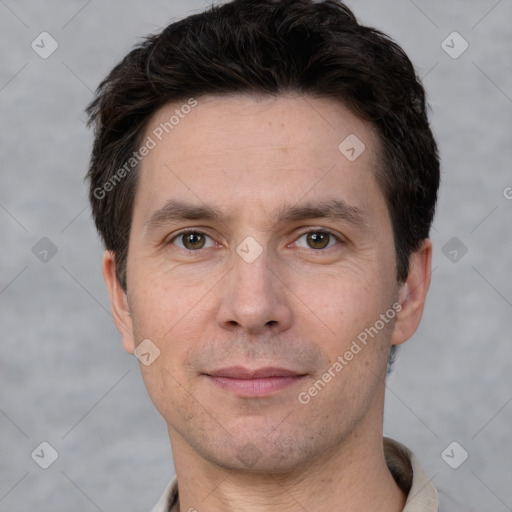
[150,477,177,512]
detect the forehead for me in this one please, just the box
[133,93,384,225]
[145,93,378,158]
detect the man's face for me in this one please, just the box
[112,94,410,472]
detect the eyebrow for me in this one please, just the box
[144,198,368,234]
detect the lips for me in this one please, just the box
[208,366,304,379]
[205,366,307,397]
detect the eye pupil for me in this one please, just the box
[183,232,205,250]
[175,231,334,251]
[307,232,329,249]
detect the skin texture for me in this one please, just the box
[103,94,432,512]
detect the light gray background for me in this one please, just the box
[1,0,511,510]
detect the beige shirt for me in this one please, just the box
[151,437,459,512]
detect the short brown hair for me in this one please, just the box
[86,0,440,291]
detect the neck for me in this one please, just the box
[169,416,406,512]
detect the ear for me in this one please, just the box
[391,239,432,346]
[102,251,136,354]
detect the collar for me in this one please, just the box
[151,437,438,512]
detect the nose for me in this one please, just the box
[216,249,293,336]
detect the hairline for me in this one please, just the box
[118,91,397,286]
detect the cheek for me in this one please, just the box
[293,266,398,391]
[295,267,391,338]
[129,283,209,419]
[129,262,205,331]
[128,267,222,391]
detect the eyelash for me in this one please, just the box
[167,228,343,252]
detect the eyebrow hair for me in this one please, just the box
[274,199,367,227]
[144,197,368,234]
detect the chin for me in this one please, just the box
[195,430,324,475]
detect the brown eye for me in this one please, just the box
[296,231,339,250]
[171,231,214,250]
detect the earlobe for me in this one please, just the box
[391,239,433,346]
[102,251,136,354]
